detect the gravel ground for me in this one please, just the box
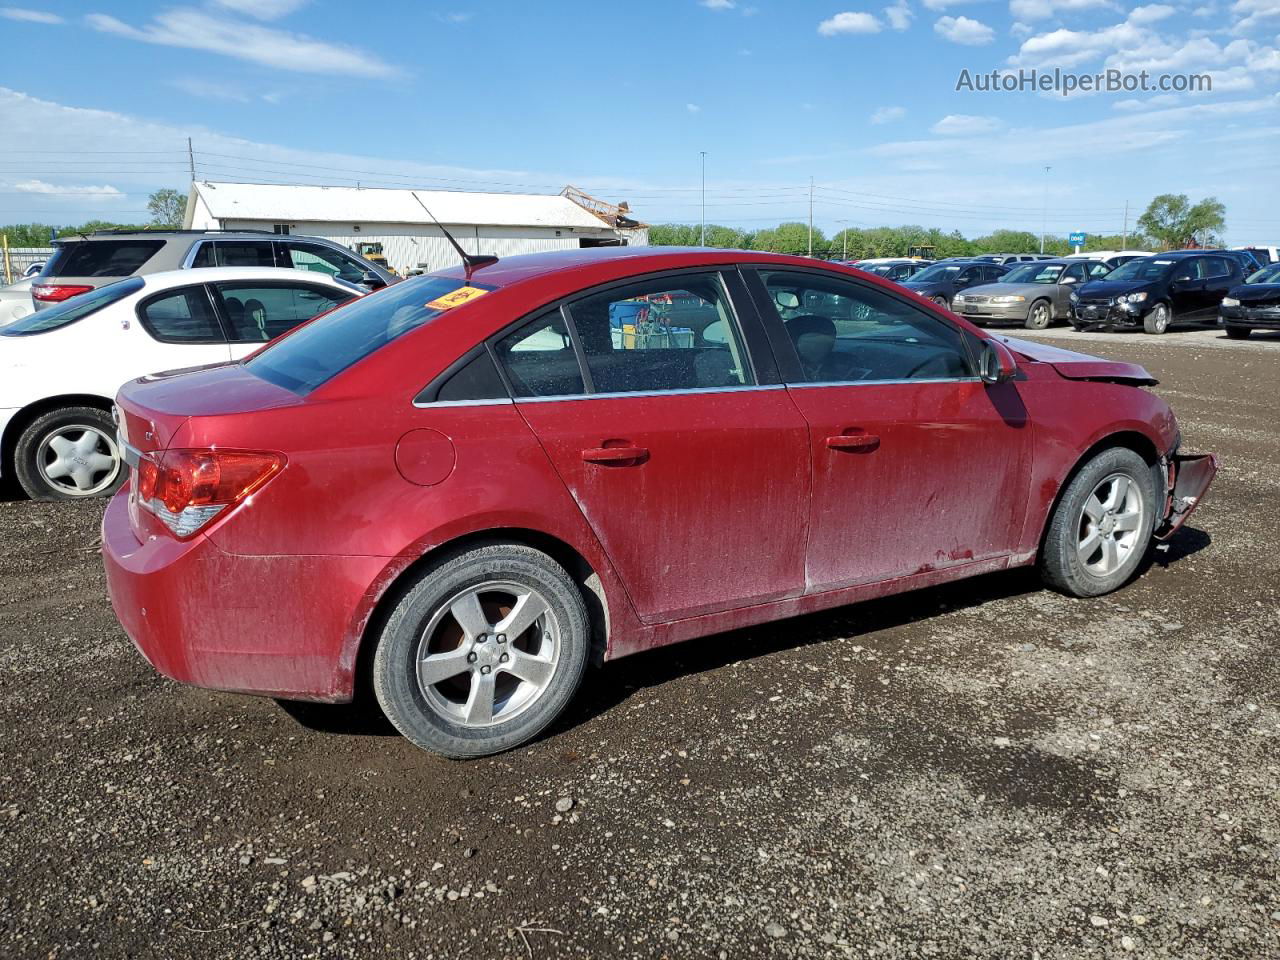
[1,327,1277,960]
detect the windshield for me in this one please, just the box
[245,274,495,394]
[1104,258,1175,282]
[1002,263,1064,284]
[1246,263,1280,284]
[1,276,144,336]
[909,263,964,283]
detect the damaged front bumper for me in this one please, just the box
[1155,452,1218,541]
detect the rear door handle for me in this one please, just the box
[581,445,649,464]
[825,433,880,453]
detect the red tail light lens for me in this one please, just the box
[135,448,284,538]
[31,283,95,303]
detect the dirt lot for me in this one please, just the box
[1,327,1277,960]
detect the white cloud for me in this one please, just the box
[1128,3,1177,24]
[85,9,397,78]
[210,0,309,19]
[922,0,981,9]
[434,11,473,23]
[686,103,702,113]
[1009,0,1115,21]
[818,11,883,34]
[1232,0,1280,30]
[934,15,994,44]
[931,114,1002,134]
[1011,20,1034,36]
[0,7,62,23]
[871,105,907,123]
[884,1,913,29]
[699,0,736,8]
[13,179,123,196]
[1113,94,1179,110]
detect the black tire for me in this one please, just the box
[1040,447,1158,597]
[13,405,126,502]
[1024,299,1053,330]
[1224,325,1252,340]
[372,543,590,759]
[931,295,949,308]
[1142,302,1171,335]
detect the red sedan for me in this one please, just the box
[102,248,1216,758]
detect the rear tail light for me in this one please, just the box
[31,283,95,303]
[135,448,285,538]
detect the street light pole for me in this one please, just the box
[1040,165,1051,254]
[808,177,814,257]
[700,151,707,247]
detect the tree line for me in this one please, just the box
[648,194,1231,258]
[0,189,187,248]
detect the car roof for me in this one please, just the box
[129,266,359,289]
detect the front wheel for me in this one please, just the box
[372,543,590,758]
[1143,302,1171,334]
[931,295,949,308]
[13,406,125,501]
[1039,447,1158,597]
[1224,325,1251,340]
[1024,299,1053,330]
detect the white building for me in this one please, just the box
[183,181,648,274]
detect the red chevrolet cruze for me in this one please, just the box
[103,248,1216,758]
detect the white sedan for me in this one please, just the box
[0,266,361,500]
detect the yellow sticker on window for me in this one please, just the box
[427,286,490,310]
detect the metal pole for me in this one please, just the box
[1040,166,1050,254]
[808,177,814,257]
[1121,200,1129,249]
[187,137,195,183]
[2,233,10,286]
[699,152,707,246]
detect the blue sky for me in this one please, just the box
[0,0,1277,243]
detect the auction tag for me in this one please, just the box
[427,286,490,310]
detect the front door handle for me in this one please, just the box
[825,433,880,453]
[582,445,649,464]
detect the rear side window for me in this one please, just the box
[209,241,277,268]
[212,282,353,342]
[1,277,144,337]
[138,286,224,343]
[494,310,585,398]
[45,240,164,278]
[246,275,483,393]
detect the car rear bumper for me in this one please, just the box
[101,489,387,702]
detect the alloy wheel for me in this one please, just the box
[414,581,560,728]
[37,424,121,497]
[1077,473,1145,576]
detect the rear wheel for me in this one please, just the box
[1040,447,1157,597]
[1143,302,1171,334]
[14,406,125,501]
[372,543,590,758]
[930,295,948,308]
[1224,325,1252,340]
[1024,299,1053,330]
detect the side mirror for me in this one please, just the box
[979,339,1018,385]
[1061,275,1078,284]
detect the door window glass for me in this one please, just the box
[213,282,353,342]
[188,242,216,268]
[565,273,752,393]
[212,241,277,268]
[1203,257,1231,279]
[494,310,586,398]
[1061,262,1088,283]
[138,286,224,343]
[281,242,367,283]
[759,270,974,383]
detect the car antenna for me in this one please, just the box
[410,191,498,281]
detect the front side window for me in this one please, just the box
[246,274,483,393]
[138,286,224,343]
[281,242,367,282]
[45,239,164,278]
[213,282,354,342]
[565,273,753,394]
[1,277,144,337]
[1203,257,1231,279]
[1004,263,1065,284]
[759,270,974,384]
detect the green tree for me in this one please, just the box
[147,188,188,228]
[1137,194,1226,250]
[751,222,826,257]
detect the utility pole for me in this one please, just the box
[1040,165,1051,254]
[834,219,849,260]
[1121,200,1129,249]
[699,151,707,246]
[808,177,814,257]
[187,137,196,183]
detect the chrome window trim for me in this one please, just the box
[180,239,206,269]
[788,376,982,388]
[412,397,514,409]
[513,384,786,404]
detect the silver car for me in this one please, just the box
[952,259,1111,329]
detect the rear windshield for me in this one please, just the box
[44,239,165,278]
[245,275,494,394]
[1,276,145,337]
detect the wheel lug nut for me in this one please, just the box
[499,653,509,663]
[467,652,477,663]
[497,634,506,644]
[480,665,491,675]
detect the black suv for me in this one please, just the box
[1070,251,1245,334]
[32,230,396,309]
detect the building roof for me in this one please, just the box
[187,181,614,231]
